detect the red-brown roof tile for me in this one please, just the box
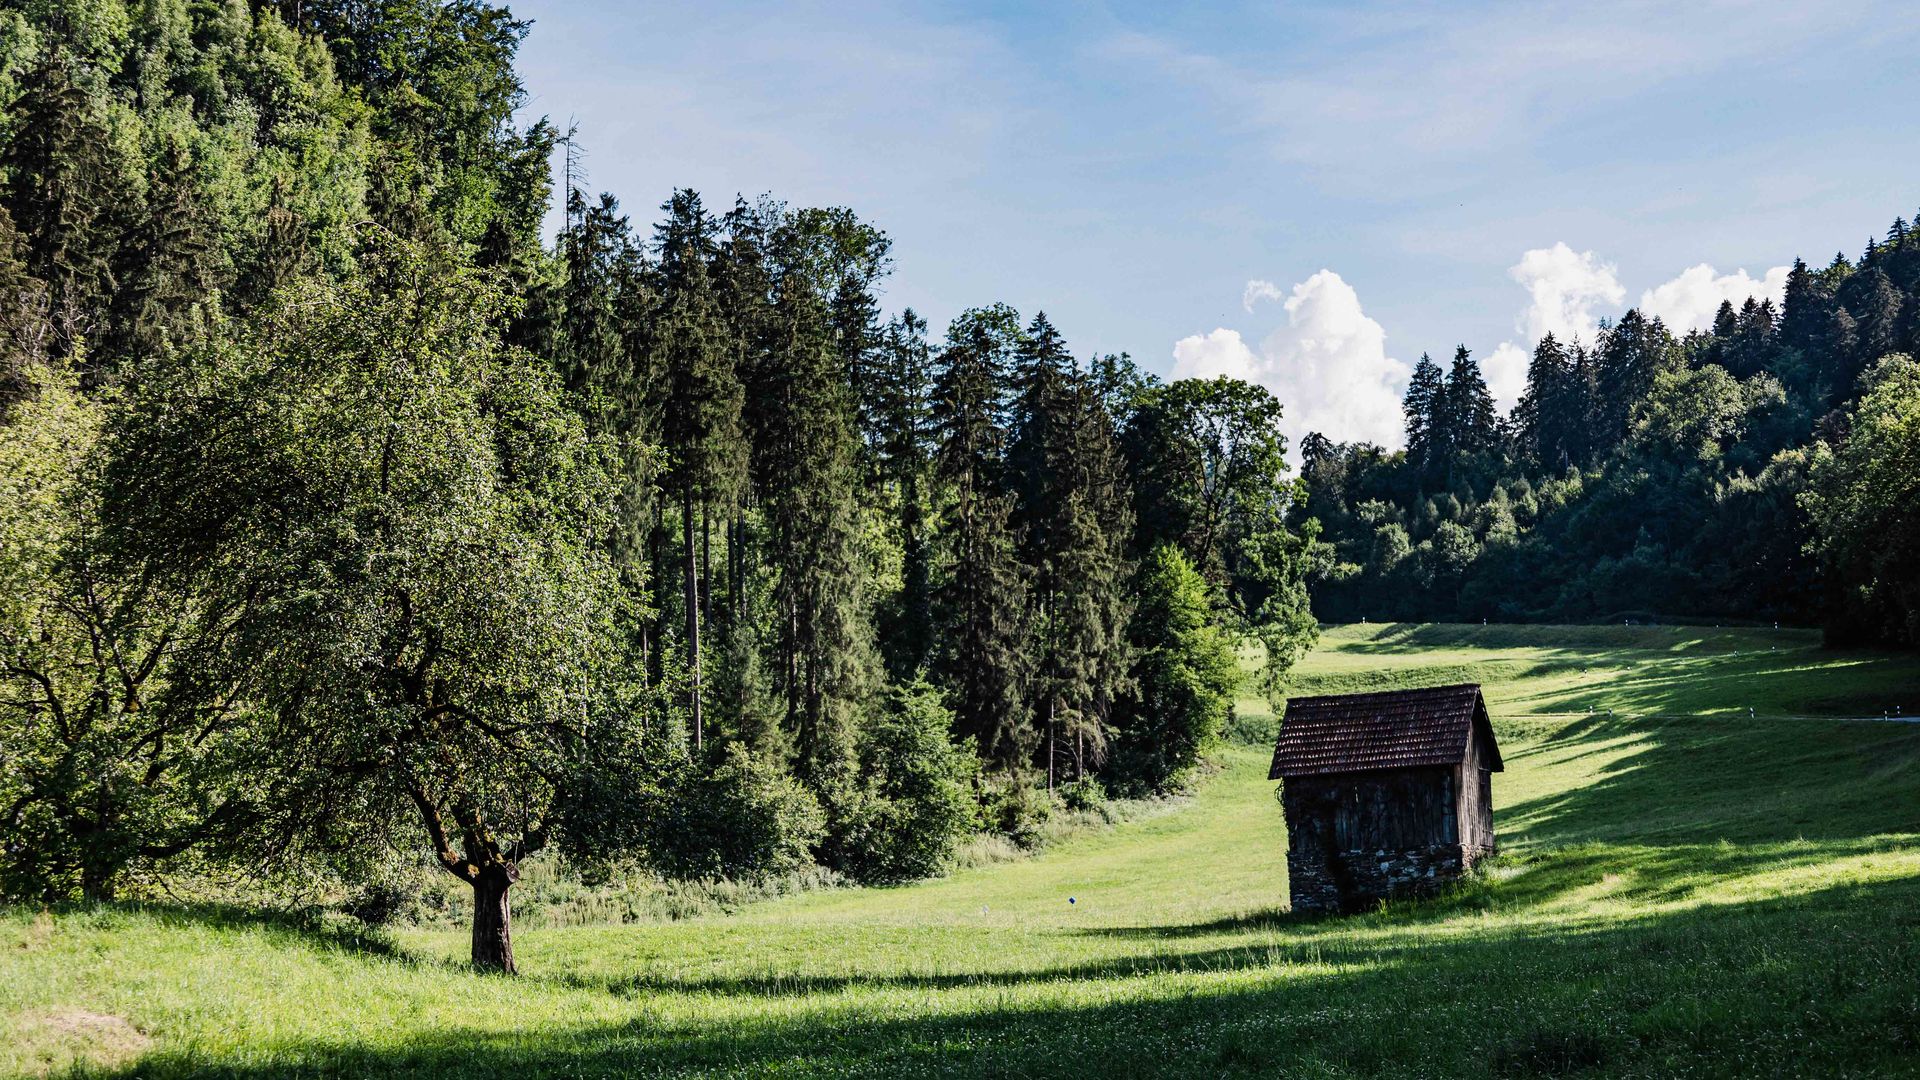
[1268,683,1502,779]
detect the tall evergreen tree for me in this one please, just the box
[761,270,879,778]
[1010,313,1132,784]
[1439,345,1496,477]
[1849,267,1903,386]
[1515,333,1572,469]
[931,305,1030,765]
[654,189,746,750]
[1593,310,1676,450]
[1,46,115,362]
[872,310,937,678]
[1402,352,1444,472]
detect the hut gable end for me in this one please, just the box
[1269,683,1500,780]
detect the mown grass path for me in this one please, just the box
[6,624,1920,1077]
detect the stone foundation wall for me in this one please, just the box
[1288,843,1491,914]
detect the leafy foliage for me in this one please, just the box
[1805,354,1920,645]
[1109,546,1239,795]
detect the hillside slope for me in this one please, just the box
[5,624,1919,1077]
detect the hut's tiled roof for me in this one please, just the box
[1268,683,1502,779]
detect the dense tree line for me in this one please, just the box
[1297,218,1920,646]
[0,1,1319,971]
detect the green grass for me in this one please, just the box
[7,623,1920,1077]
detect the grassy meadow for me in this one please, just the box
[7,623,1920,1077]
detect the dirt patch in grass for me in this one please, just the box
[17,1007,151,1076]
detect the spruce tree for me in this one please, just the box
[1,47,115,363]
[0,208,50,415]
[1849,267,1903,386]
[1447,346,1497,450]
[108,138,227,364]
[1592,310,1676,451]
[931,305,1031,766]
[1402,352,1444,472]
[1010,313,1131,784]
[872,309,936,678]
[654,189,747,749]
[761,270,879,779]
[1515,333,1570,470]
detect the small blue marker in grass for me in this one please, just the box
[1068,897,1076,904]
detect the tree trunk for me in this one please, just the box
[701,505,713,632]
[683,489,702,751]
[1047,696,1056,792]
[470,866,516,974]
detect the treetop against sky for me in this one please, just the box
[513,0,1920,448]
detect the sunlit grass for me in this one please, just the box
[5,623,1920,1077]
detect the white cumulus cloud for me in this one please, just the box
[1638,263,1791,334]
[1511,242,1626,344]
[1172,270,1411,450]
[1482,342,1532,415]
[1480,243,1625,413]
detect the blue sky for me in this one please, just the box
[512,0,1920,448]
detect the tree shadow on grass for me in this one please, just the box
[36,899,413,962]
[512,825,1912,1005]
[1498,710,1920,848]
[98,874,1920,1079]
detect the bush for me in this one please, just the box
[1059,778,1107,814]
[648,744,825,881]
[980,773,1057,849]
[826,678,981,883]
[343,879,418,928]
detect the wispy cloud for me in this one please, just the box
[1095,2,1898,190]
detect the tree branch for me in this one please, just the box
[407,782,477,883]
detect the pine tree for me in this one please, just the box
[1402,352,1445,474]
[931,305,1030,766]
[654,189,747,750]
[761,271,879,779]
[1009,313,1132,784]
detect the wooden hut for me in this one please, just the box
[1269,683,1503,914]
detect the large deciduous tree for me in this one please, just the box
[101,234,664,972]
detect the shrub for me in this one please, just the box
[980,772,1057,849]
[826,678,981,883]
[1059,778,1108,814]
[648,745,825,881]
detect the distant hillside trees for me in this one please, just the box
[1296,208,1920,641]
[1804,354,1920,646]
